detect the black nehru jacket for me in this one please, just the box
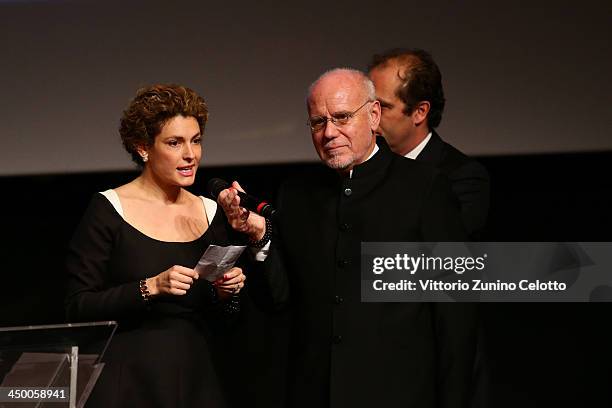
[260,137,478,408]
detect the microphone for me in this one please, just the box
[207,178,276,218]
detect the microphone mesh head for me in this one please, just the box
[207,178,229,200]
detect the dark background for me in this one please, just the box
[1,151,612,407]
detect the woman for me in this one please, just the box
[65,84,256,407]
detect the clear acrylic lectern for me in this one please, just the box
[0,321,117,408]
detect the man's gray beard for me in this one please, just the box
[325,153,353,170]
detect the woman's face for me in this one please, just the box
[143,115,202,188]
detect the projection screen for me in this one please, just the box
[1,0,610,175]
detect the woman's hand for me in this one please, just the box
[146,265,199,297]
[214,267,246,300]
[217,181,266,242]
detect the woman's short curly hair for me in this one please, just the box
[119,84,209,166]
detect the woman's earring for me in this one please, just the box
[142,154,148,163]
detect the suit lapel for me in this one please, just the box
[415,131,445,165]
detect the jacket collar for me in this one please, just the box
[414,130,444,164]
[350,136,393,180]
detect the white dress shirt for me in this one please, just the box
[404,132,432,159]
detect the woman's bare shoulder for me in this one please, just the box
[113,180,140,199]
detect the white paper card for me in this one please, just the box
[195,245,246,282]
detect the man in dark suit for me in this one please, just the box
[218,68,477,408]
[219,69,476,408]
[368,48,490,239]
[368,49,490,407]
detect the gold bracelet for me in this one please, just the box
[139,279,151,302]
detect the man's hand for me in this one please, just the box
[218,181,265,242]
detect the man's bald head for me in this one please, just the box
[307,68,376,110]
[305,68,381,173]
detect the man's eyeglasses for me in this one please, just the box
[307,100,372,132]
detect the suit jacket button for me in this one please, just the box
[339,223,350,232]
[332,335,343,344]
[337,259,349,268]
[344,188,352,196]
[334,295,344,304]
